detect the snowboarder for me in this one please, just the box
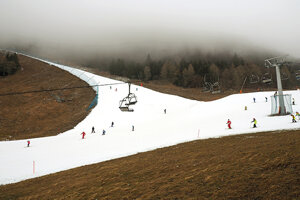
[164,109,166,114]
[253,97,256,103]
[251,118,257,128]
[81,131,86,139]
[115,88,117,92]
[110,86,112,90]
[292,98,295,105]
[91,126,95,133]
[132,125,135,131]
[102,129,106,135]
[291,114,297,123]
[111,121,114,127]
[265,97,268,102]
[226,119,232,129]
[296,112,300,120]
[27,140,30,147]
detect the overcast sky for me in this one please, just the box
[0,0,299,60]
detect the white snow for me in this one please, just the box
[1,57,300,185]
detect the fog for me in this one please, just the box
[0,0,299,62]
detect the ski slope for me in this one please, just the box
[1,58,300,185]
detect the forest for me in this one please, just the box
[87,51,300,92]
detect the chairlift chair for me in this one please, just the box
[249,74,259,84]
[119,97,134,112]
[261,73,272,84]
[280,72,289,81]
[119,82,138,112]
[296,71,300,81]
[211,82,221,94]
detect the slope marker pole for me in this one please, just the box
[33,161,35,174]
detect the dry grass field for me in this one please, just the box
[0,54,95,140]
[0,55,299,199]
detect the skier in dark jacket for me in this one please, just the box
[251,118,257,128]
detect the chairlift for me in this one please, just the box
[296,71,300,81]
[280,72,289,81]
[210,75,221,94]
[119,83,138,112]
[261,73,272,84]
[211,82,221,94]
[249,74,259,84]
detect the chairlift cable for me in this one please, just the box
[0,82,126,96]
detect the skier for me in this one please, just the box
[164,109,166,114]
[296,112,300,120]
[292,98,295,105]
[111,121,114,127]
[81,131,86,139]
[91,126,95,133]
[102,129,106,135]
[253,97,256,103]
[27,140,30,147]
[251,118,257,128]
[226,119,232,129]
[291,114,297,123]
[132,125,135,131]
[265,97,268,102]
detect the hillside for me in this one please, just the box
[0,55,299,199]
[0,53,95,140]
[0,130,299,199]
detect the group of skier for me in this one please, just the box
[81,122,115,139]
[226,117,257,129]
[81,121,138,139]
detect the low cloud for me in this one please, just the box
[0,0,299,63]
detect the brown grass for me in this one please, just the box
[0,130,299,199]
[0,55,95,140]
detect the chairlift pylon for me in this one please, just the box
[119,82,138,112]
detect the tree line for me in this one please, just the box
[92,52,299,91]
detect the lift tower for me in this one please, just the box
[265,55,288,115]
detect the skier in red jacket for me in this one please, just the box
[81,131,86,139]
[226,119,232,129]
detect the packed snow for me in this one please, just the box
[0,57,300,185]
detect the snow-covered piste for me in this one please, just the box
[0,57,300,185]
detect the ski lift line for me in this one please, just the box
[0,82,126,96]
